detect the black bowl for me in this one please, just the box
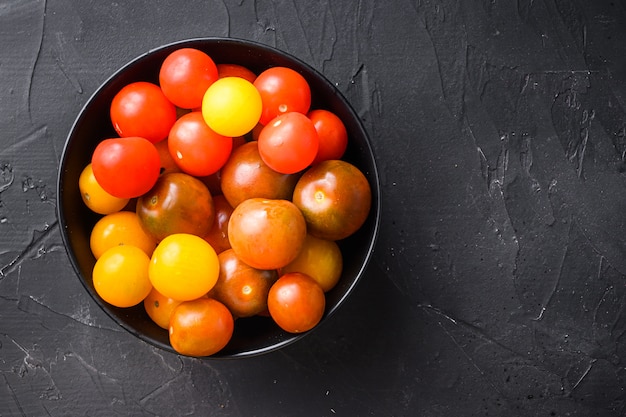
[57,37,380,358]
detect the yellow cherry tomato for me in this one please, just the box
[92,245,152,308]
[280,233,343,292]
[149,233,219,301]
[90,211,157,259]
[201,76,262,137]
[79,163,129,214]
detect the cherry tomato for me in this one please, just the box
[228,198,307,270]
[280,233,343,292]
[159,48,218,109]
[168,111,233,177]
[169,297,234,357]
[79,163,129,214]
[209,249,278,318]
[153,138,180,175]
[253,66,311,125]
[217,63,257,83]
[267,272,325,333]
[203,195,234,254]
[219,141,300,208]
[202,77,262,137]
[136,172,215,242]
[143,286,183,329]
[257,112,319,174]
[149,233,219,301]
[92,245,153,308]
[293,160,371,241]
[91,136,161,199]
[90,210,157,259]
[110,81,177,143]
[308,109,348,163]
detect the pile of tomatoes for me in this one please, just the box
[78,47,372,357]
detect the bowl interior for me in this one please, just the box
[58,38,380,358]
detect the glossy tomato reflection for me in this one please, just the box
[293,160,371,241]
[220,141,300,208]
[137,172,215,242]
[209,249,278,318]
[228,198,307,270]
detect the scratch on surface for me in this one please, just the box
[418,303,527,360]
[569,359,596,394]
[0,125,47,156]
[533,219,572,321]
[17,294,103,329]
[0,221,58,278]
[422,305,509,400]
[0,373,27,416]
[26,0,47,123]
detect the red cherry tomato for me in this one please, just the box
[168,111,233,177]
[217,63,257,83]
[253,67,311,125]
[110,81,177,143]
[159,48,219,109]
[267,272,325,333]
[308,109,348,163]
[91,136,161,199]
[257,112,319,174]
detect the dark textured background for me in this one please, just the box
[1,1,625,416]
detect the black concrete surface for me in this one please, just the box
[1,1,625,416]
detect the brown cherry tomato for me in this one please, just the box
[209,249,278,318]
[203,195,234,254]
[169,297,234,357]
[267,272,325,333]
[292,160,371,241]
[228,198,307,270]
[137,172,215,242]
[219,141,300,208]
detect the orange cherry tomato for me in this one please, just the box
[79,163,129,215]
[90,210,157,259]
[169,297,234,357]
[92,245,153,308]
[228,198,307,270]
[267,272,325,333]
[280,233,343,292]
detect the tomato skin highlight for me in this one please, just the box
[92,245,153,308]
[267,272,325,333]
[202,77,262,137]
[228,198,307,270]
[79,163,129,215]
[308,109,348,164]
[168,111,233,177]
[136,172,215,242]
[293,160,372,241]
[91,136,161,199]
[280,233,343,292]
[159,48,219,109]
[110,81,177,143]
[203,195,234,254]
[258,112,319,175]
[209,248,278,318]
[149,233,219,301]
[254,66,311,125]
[169,297,234,357]
[219,141,300,208]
